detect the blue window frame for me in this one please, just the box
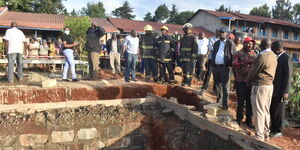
[258,24,268,36]
[283,30,289,39]
[294,32,299,40]
[272,29,278,38]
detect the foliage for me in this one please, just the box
[80,2,106,18]
[216,4,240,13]
[111,1,135,19]
[0,0,67,14]
[287,67,300,122]
[64,16,91,56]
[166,4,179,24]
[153,4,169,22]
[143,12,153,22]
[293,3,300,24]
[272,0,293,22]
[172,11,194,25]
[70,9,78,16]
[250,4,271,18]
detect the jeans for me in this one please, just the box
[88,51,99,79]
[212,65,230,108]
[7,53,23,82]
[125,53,138,81]
[62,49,77,79]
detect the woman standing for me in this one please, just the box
[61,27,79,82]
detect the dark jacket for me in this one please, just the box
[106,38,122,54]
[154,34,176,62]
[179,35,198,62]
[273,52,293,98]
[85,26,105,52]
[139,33,156,59]
[212,39,236,67]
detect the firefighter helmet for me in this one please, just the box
[144,24,153,31]
[160,26,169,31]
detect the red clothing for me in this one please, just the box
[232,49,256,82]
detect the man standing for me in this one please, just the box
[196,32,209,81]
[270,40,293,138]
[85,24,105,80]
[3,22,26,83]
[199,29,219,95]
[107,33,122,75]
[139,25,158,82]
[232,37,256,128]
[211,27,236,109]
[247,38,277,141]
[123,30,139,82]
[155,26,176,84]
[179,23,198,87]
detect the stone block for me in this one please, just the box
[77,128,97,140]
[205,114,219,123]
[226,121,241,131]
[51,130,75,143]
[3,147,14,150]
[168,97,178,103]
[104,125,122,138]
[0,135,17,147]
[89,140,105,150]
[219,110,231,116]
[205,105,221,116]
[19,134,48,147]
[162,108,173,114]
[203,103,220,110]
[42,79,57,88]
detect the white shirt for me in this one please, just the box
[197,37,209,55]
[124,35,139,54]
[208,36,218,59]
[215,40,226,65]
[111,40,118,53]
[3,27,26,54]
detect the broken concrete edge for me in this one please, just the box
[147,93,282,150]
[0,97,157,113]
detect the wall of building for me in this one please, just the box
[189,11,222,32]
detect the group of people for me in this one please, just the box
[26,38,62,57]
[3,22,293,142]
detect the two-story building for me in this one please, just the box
[188,9,300,62]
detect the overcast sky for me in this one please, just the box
[63,0,299,20]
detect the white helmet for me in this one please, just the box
[183,23,193,29]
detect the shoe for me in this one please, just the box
[62,79,70,82]
[265,134,270,140]
[72,79,79,82]
[125,79,130,82]
[253,135,264,142]
[236,120,241,126]
[270,132,282,138]
[246,123,255,129]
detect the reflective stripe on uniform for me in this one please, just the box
[141,46,154,49]
[181,48,192,51]
[142,55,155,59]
[181,58,191,61]
[164,40,170,43]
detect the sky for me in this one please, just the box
[63,0,300,20]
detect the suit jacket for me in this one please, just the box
[106,38,122,54]
[273,52,293,98]
[211,39,236,67]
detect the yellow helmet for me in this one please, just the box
[144,24,153,31]
[160,26,169,31]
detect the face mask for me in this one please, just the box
[65,31,70,35]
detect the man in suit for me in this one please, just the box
[270,40,293,138]
[211,27,236,109]
[106,33,122,75]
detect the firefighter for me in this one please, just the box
[154,26,176,84]
[139,25,158,82]
[179,23,198,87]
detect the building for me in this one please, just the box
[188,9,300,62]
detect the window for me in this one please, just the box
[272,29,278,38]
[258,25,268,36]
[292,53,299,63]
[294,31,299,40]
[283,30,289,39]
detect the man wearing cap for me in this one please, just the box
[123,30,140,82]
[85,24,105,80]
[232,37,256,128]
[139,25,158,82]
[211,27,236,109]
[179,23,198,87]
[154,26,176,84]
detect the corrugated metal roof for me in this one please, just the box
[91,18,118,33]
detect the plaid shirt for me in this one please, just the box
[232,49,256,82]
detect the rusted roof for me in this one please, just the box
[188,9,300,29]
[91,18,119,33]
[107,17,214,37]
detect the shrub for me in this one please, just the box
[286,67,300,122]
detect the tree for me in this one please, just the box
[80,2,106,18]
[0,0,36,12]
[35,0,67,14]
[64,16,92,56]
[272,0,293,22]
[250,4,271,18]
[153,4,169,22]
[167,4,179,24]
[111,1,135,19]
[216,4,240,13]
[70,9,78,16]
[173,11,194,25]
[293,3,300,24]
[144,12,153,21]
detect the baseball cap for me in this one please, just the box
[244,37,256,44]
